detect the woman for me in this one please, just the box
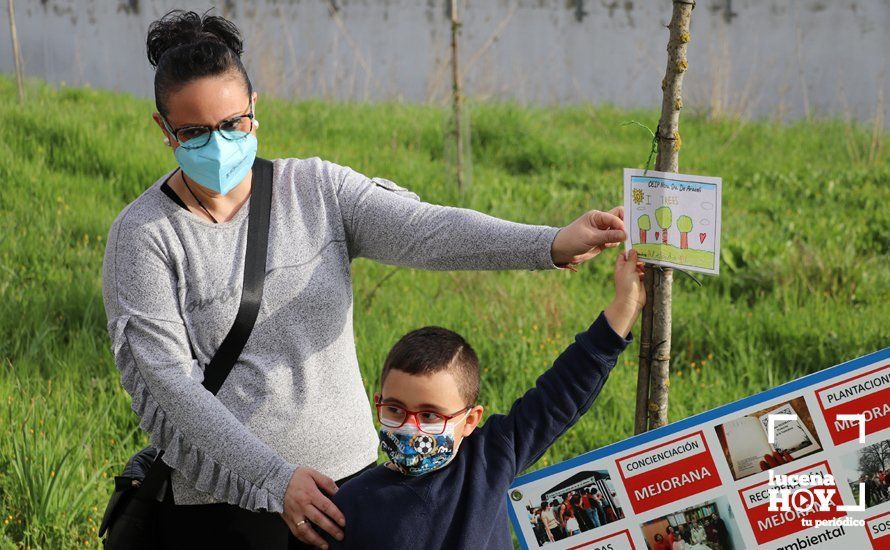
[665,526,677,548]
[570,493,592,532]
[580,488,600,529]
[540,502,558,543]
[101,9,626,549]
[528,506,547,546]
[564,508,580,537]
[688,520,709,550]
[671,535,687,550]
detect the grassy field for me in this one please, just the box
[0,75,887,547]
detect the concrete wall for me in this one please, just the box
[1,0,887,125]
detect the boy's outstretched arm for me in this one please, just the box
[490,250,646,476]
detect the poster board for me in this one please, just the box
[624,169,722,275]
[507,348,890,550]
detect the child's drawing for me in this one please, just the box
[624,168,722,275]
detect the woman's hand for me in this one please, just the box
[280,467,345,549]
[551,207,626,267]
[604,249,646,338]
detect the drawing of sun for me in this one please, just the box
[632,189,644,205]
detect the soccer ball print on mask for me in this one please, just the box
[378,412,468,476]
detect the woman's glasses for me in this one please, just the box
[374,397,471,435]
[161,102,255,150]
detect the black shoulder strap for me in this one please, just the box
[202,157,273,395]
[137,157,274,501]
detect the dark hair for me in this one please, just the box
[380,326,480,405]
[146,9,252,115]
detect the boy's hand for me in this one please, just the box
[604,249,646,338]
[551,206,626,267]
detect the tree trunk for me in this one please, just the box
[8,0,25,104]
[633,268,655,435]
[640,230,647,244]
[680,233,688,249]
[635,0,693,432]
[661,230,669,245]
[450,0,464,193]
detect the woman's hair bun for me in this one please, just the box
[146,9,243,68]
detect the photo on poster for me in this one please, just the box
[623,168,721,275]
[714,397,823,481]
[513,469,625,547]
[507,350,888,548]
[838,436,890,509]
[638,496,744,550]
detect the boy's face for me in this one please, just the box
[378,369,484,450]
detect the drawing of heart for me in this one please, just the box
[699,233,706,244]
[655,232,660,241]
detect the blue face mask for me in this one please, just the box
[174,131,258,196]
[378,412,468,476]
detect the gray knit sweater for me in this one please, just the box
[101,157,561,513]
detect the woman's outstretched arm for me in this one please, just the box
[331,161,625,271]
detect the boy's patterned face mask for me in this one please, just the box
[378,411,468,476]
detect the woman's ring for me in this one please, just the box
[296,519,308,528]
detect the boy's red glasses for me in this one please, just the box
[374,396,471,435]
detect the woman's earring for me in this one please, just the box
[163,137,171,146]
[253,119,260,128]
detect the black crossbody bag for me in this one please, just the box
[98,157,275,548]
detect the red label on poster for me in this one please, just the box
[815,363,890,445]
[738,461,845,545]
[567,529,636,550]
[866,511,890,550]
[615,431,721,514]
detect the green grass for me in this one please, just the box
[0,75,888,547]
[633,243,716,270]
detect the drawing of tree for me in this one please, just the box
[638,214,651,244]
[655,206,672,245]
[677,215,693,249]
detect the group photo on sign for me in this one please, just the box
[520,469,625,546]
[841,437,890,510]
[0,1,887,549]
[640,496,743,550]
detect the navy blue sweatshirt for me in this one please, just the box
[328,312,631,549]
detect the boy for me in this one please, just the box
[328,250,644,549]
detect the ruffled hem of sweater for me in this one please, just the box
[112,315,284,513]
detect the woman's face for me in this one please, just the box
[152,74,258,152]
